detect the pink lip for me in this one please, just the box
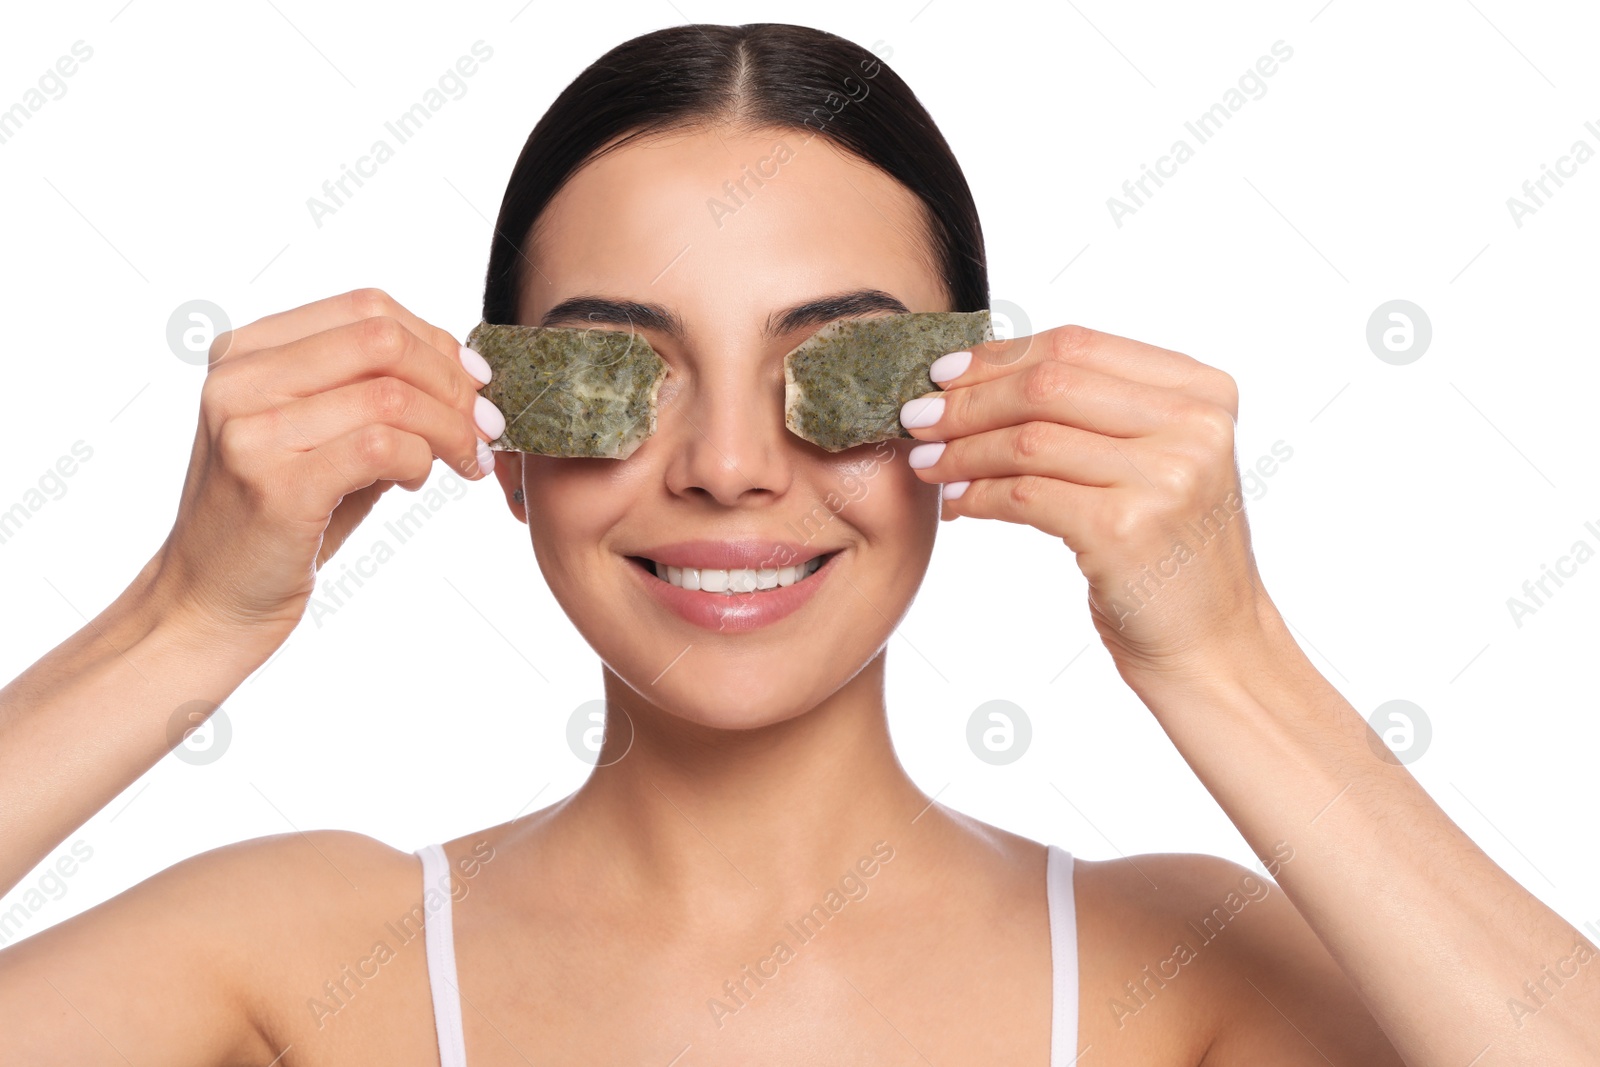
[624,540,840,634]
[632,539,827,571]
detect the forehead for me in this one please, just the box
[518,125,947,327]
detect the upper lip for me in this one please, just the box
[629,539,834,571]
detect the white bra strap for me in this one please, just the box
[417,843,469,1067]
[1047,844,1080,1066]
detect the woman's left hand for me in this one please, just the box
[898,323,1268,683]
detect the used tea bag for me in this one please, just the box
[783,310,994,451]
[467,320,669,459]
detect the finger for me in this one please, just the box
[289,423,441,512]
[931,324,1238,417]
[941,473,1106,544]
[908,421,1130,488]
[213,316,494,439]
[902,358,1194,442]
[212,288,468,373]
[256,376,493,481]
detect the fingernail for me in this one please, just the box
[929,350,971,384]
[475,440,495,476]
[908,441,945,469]
[900,395,944,429]
[942,480,969,500]
[459,344,492,385]
[475,395,506,439]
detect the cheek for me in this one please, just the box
[824,442,940,545]
[523,456,638,560]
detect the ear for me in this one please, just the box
[491,451,527,524]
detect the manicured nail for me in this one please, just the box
[475,440,495,476]
[459,344,492,385]
[908,441,946,469]
[929,350,971,383]
[474,395,506,439]
[900,395,944,429]
[942,480,969,500]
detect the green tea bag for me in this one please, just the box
[467,320,669,459]
[783,311,994,452]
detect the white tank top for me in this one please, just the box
[415,842,1079,1064]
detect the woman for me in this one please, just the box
[0,21,1594,1066]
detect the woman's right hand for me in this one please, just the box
[145,288,502,648]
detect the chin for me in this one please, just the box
[617,658,836,734]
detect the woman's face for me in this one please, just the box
[493,124,948,729]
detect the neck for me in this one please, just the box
[549,650,929,916]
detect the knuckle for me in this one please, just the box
[1012,420,1052,461]
[346,287,395,321]
[1022,360,1071,406]
[208,328,237,364]
[1109,506,1144,545]
[358,315,410,365]
[1153,456,1197,499]
[198,369,234,429]
[1007,474,1044,507]
[1048,323,1095,363]
[213,414,258,468]
[1193,403,1235,450]
[353,423,398,467]
[365,375,412,422]
[1214,370,1240,416]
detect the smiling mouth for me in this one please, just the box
[627,553,836,595]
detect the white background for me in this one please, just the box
[2,0,1596,943]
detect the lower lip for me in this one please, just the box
[626,553,837,633]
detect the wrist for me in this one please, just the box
[115,549,292,667]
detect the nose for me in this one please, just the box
[659,358,793,507]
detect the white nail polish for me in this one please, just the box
[942,480,969,500]
[475,440,495,475]
[459,344,492,385]
[900,395,945,429]
[928,350,971,383]
[908,442,946,469]
[474,395,505,439]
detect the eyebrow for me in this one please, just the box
[537,288,912,340]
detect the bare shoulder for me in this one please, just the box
[0,829,440,1067]
[1073,851,1403,1066]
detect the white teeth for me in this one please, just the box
[647,555,828,594]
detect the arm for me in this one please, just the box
[0,288,493,895]
[900,323,1600,1064]
[1127,611,1600,1064]
[0,565,278,896]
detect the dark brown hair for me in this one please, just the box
[480,22,987,324]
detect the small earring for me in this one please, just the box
[513,488,524,504]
